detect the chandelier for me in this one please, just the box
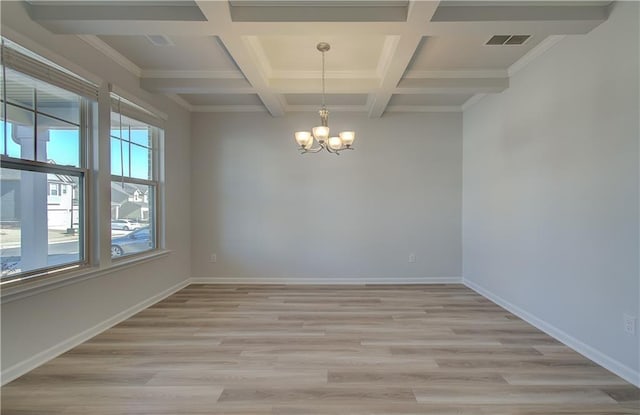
[294,42,355,155]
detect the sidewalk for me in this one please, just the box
[0,228,79,248]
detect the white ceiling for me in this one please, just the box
[20,0,612,116]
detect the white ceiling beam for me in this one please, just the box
[368,1,440,118]
[386,105,461,113]
[270,78,380,94]
[223,21,408,36]
[396,77,508,94]
[141,70,245,80]
[191,105,267,113]
[194,0,285,116]
[140,78,255,95]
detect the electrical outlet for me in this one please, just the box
[623,314,636,335]
[209,253,217,263]
[408,253,416,263]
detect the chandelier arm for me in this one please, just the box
[300,143,323,153]
[303,147,323,154]
[324,144,340,155]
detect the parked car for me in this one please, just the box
[111,226,152,257]
[111,219,142,231]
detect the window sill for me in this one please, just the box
[0,249,172,304]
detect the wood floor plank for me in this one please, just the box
[413,386,618,405]
[1,284,637,414]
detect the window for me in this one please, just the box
[0,42,95,282]
[48,183,59,196]
[0,39,164,289]
[110,103,161,258]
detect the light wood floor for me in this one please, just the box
[2,284,638,414]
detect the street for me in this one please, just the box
[1,229,130,277]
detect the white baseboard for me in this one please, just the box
[463,278,640,388]
[1,279,190,386]
[189,276,462,285]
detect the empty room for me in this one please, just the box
[0,0,638,413]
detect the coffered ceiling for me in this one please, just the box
[19,0,612,116]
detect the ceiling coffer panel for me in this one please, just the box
[228,1,409,22]
[26,1,207,21]
[406,35,543,71]
[97,36,240,72]
[179,94,263,106]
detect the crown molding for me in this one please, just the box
[77,35,142,78]
[508,35,565,77]
[461,93,487,112]
[141,70,245,79]
[191,105,267,112]
[386,105,461,112]
[403,69,508,79]
[166,94,194,112]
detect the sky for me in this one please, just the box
[1,123,151,180]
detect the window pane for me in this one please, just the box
[111,182,154,258]
[1,167,83,280]
[1,104,34,159]
[36,84,81,125]
[110,137,130,176]
[37,114,80,167]
[130,128,150,147]
[130,143,151,180]
[110,112,130,140]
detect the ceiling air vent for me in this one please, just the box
[486,35,530,46]
[145,35,174,47]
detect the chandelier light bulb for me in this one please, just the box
[312,125,329,142]
[294,131,312,148]
[328,136,343,150]
[339,131,355,147]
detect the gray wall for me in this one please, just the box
[1,3,192,373]
[191,112,462,282]
[462,2,639,378]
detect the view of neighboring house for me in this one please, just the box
[46,173,79,230]
[0,167,149,230]
[111,182,150,223]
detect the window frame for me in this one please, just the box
[109,110,161,260]
[0,156,90,283]
[0,83,93,287]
